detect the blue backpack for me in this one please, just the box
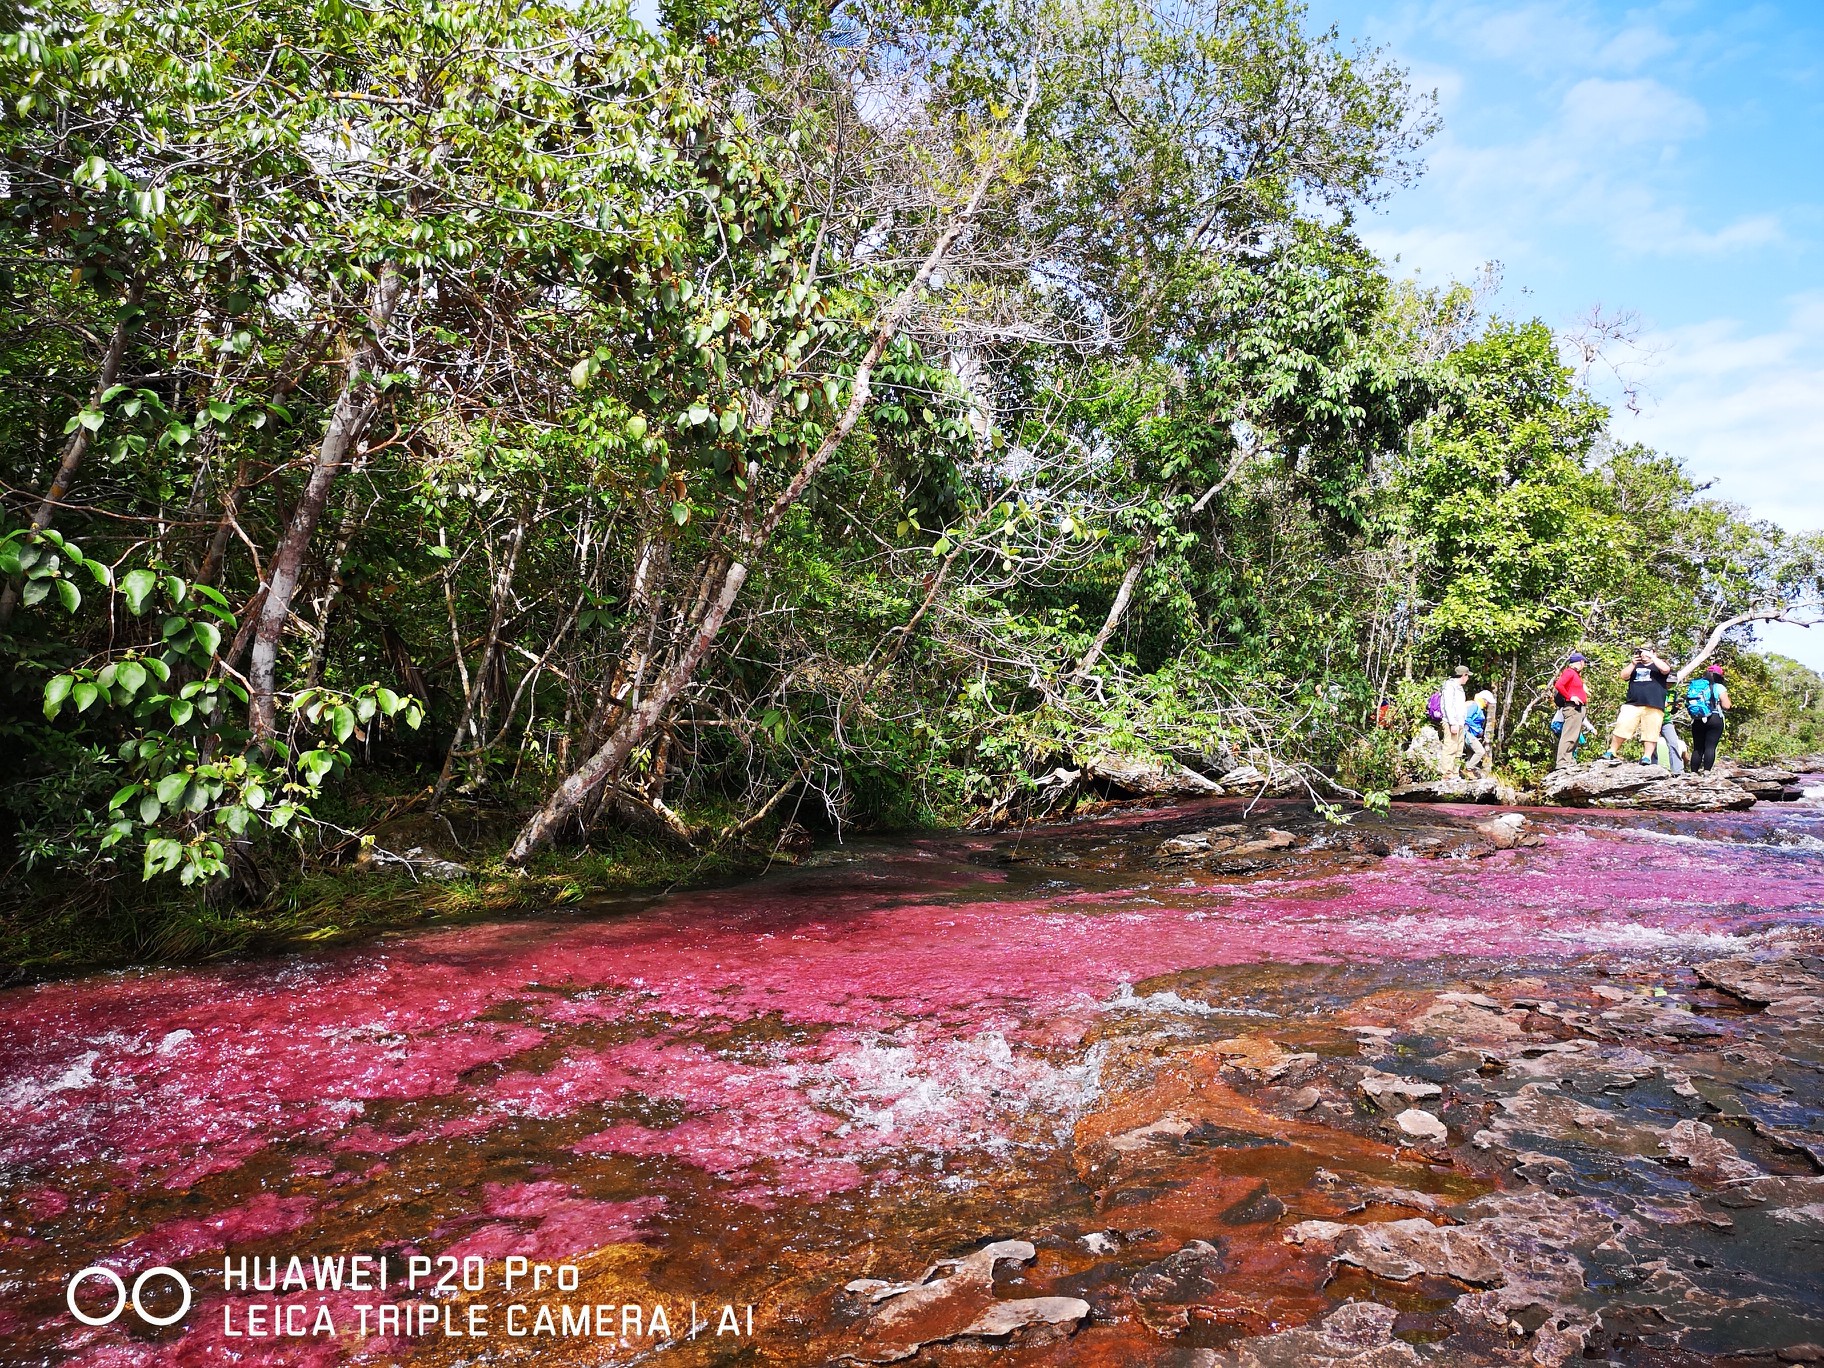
[1686,678,1716,719]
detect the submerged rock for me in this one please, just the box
[1159,824,1299,860]
[1206,1300,1423,1367]
[1129,1238,1227,1301]
[1285,1215,1502,1284]
[1540,760,1755,810]
[846,1239,1074,1362]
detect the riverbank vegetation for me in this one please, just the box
[3,0,1821,969]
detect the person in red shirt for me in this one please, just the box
[1550,652,1589,770]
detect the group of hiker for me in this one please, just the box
[1419,645,1733,778]
[1548,645,1731,773]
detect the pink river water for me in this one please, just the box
[3,794,1823,1365]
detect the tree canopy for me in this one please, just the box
[1,0,1818,961]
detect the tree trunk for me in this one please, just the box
[1676,605,1819,682]
[1072,527,1156,678]
[248,266,403,740]
[301,483,373,690]
[0,281,144,627]
[507,562,748,863]
[430,508,528,812]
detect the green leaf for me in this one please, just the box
[139,794,162,824]
[331,705,355,743]
[403,705,423,730]
[21,579,49,607]
[0,542,19,577]
[108,783,140,812]
[143,837,184,880]
[143,656,170,683]
[72,680,99,711]
[116,660,147,695]
[375,686,401,715]
[121,568,157,614]
[155,772,188,805]
[55,578,79,612]
[169,698,194,726]
[192,621,222,656]
[42,674,74,720]
[86,559,113,587]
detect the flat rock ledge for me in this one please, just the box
[1540,760,1756,811]
[1390,776,1519,805]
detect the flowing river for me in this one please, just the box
[4,793,1823,1366]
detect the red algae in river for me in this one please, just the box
[3,798,1823,1366]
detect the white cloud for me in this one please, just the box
[1362,225,1507,282]
[1609,293,1824,534]
[1560,77,1705,145]
[1597,23,1680,73]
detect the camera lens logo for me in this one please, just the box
[66,1266,192,1327]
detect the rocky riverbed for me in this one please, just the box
[2,793,1822,1366]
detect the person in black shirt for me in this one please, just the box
[1601,643,1672,764]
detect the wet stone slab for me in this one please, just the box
[1,796,1822,1365]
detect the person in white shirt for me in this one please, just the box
[1440,665,1470,778]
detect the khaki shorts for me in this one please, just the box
[1613,703,1664,741]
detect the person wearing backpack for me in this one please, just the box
[1686,664,1731,772]
[1549,652,1589,770]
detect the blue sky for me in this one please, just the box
[1302,0,1824,666]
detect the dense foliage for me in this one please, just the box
[2,0,1820,959]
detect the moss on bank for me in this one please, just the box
[0,825,756,983]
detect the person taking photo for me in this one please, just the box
[1602,643,1672,765]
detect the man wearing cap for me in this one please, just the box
[1686,664,1731,772]
[1440,665,1471,777]
[1603,643,1673,765]
[1549,652,1589,770]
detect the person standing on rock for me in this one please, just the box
[1686,664,1731,772]
[1602,643,1672,765]
[1550,652,1589,770]
[1439,665,1471,777]
[1658,692,1688,775]
[1463,689,1496,776]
